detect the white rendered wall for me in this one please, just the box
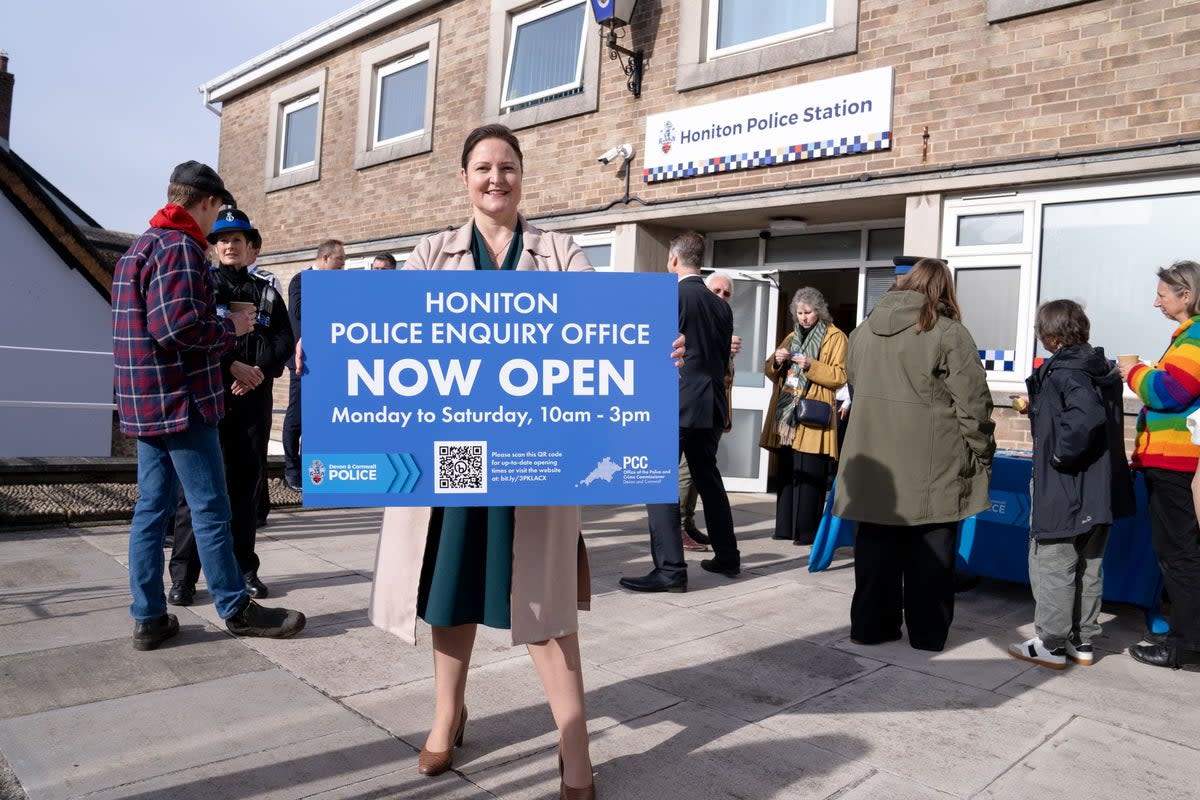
[0,193,113,456]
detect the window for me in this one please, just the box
[265,70,326,192]
[957,213,1023,247]
[677,0,859,91]
[866,227,904,261]
[484,0,599,130]
[1039,193,1200,362]
[987,0,1097,24]
[956,266,1022,371]
[766,231,860,263]
[502,0,587,110]
[571,229,613,272]
[355,23,439,170]
[710,0,832,57]
[281,95,318,172]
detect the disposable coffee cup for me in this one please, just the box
[229,301,256,315]
[1116,354,1139,369]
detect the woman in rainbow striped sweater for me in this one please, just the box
[1119,259,1200,671]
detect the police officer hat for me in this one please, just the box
[893,255,947,275]
[208,207,259,244]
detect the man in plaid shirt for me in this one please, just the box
[112,161,305,650]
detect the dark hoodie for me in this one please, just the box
[1025,343,1135,539]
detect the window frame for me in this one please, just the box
[500,0,589,110]
[264,69,326,193]
[986,0,1097,23]
[484,0,600,131]
[570,228,614,272]
[677,0,859,92]
[706,0,834,60]
[355,22,439,171]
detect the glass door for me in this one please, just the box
[719,273,778,492]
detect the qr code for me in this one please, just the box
[434,441,488,494]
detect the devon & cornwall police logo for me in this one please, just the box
[308,459,325,486]
[658,121,676,154]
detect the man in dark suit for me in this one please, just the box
[282,239,345,490]
[620,232,740,593]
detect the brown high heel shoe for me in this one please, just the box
[418,707,467,776]
[558,742,595,799]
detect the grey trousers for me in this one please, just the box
[1028,524,1110,649]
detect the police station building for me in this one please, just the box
[203,0,1200,492]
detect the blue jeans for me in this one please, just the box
[129,413,248,621]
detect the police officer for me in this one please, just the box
[168,209,293,604]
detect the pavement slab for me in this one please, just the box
[699,580,855,645]
[470,700,874,800]
[0,594,135,658]
[761,664,1073,797]
[601,624,882,723]
[79,727,417,800]
[0,620,273,719]
[978,715,1200,798]
[996,642,1200,747]
[0,669,371,800]
[344,656,680,775]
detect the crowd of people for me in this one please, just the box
[111,125,1200,800]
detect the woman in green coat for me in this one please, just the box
[833,258,995,652]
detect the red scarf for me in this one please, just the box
[149,204,210,250]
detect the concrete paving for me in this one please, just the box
[1,497,1198,800]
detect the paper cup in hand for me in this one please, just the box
[1116,354,1139,369]
[229,301,256,315]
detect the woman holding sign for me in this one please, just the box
[369,125,597,799]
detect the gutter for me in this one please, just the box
[199,0,441,116]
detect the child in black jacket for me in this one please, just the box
[1009,300,1134,669]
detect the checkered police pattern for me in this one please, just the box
[980,350,1016,372]
[643,132,891,183]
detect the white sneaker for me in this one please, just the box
[1065,639,1095,666]
[1008,637,1067,669]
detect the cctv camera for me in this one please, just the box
[598,143,634,164]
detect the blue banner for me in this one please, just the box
[300,270,680,507]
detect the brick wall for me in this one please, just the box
[216,0,1200,255]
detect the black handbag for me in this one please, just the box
[792,398,833,427]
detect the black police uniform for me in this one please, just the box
[169,264,294,588]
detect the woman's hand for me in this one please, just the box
[672,334,686,367]
[773,347,791,365]
[230,361,264,389]
[793,354,811,371]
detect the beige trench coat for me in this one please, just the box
[368,217,593,646]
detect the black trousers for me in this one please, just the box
[851,522,957,651]
[282,369,302,483]
[169,387,269,584]
[1143,468,1200,650]
[774,449,829,544]
[256,393,274,523]
[645,426,739,580]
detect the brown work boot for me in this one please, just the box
[681,527,709,551]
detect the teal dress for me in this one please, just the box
[416,223,523,629]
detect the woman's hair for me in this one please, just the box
[1157,259,1200,317]
[901,258,960,332]
[1036,299,1090,351]
[791,287,832,324]
[460,124,524,170]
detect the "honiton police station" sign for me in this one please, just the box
[643,67,894,183]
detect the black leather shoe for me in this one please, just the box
[700,558,740,577]
[167,582,194,607]
[683,525,710,546]
[244,573,270,599]
[619,573,687,593]
[1130,642,1200,670]
[133,613,179,651]
[226,599,306,638]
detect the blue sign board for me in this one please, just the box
[300,270,680,507]
[589,0,618,24]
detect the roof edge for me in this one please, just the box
[199,0,441,104]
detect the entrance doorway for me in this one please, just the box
[775,268,861,340]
